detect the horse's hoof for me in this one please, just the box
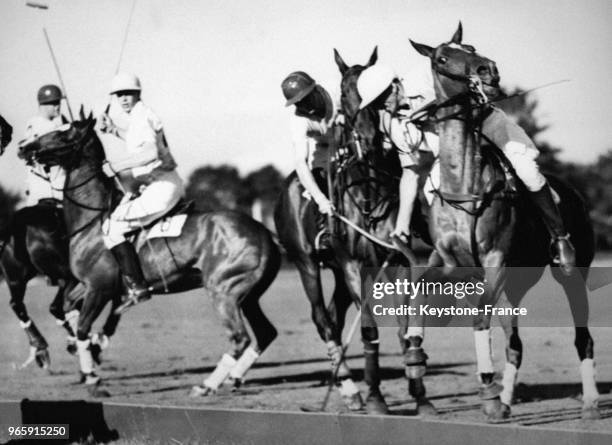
[66,339,77,356]
[366,390,389,415]
[482,398,510,420]
[190,385,215,397]
[86,378,110,398]
[228,377,242,392]
[35,348,51,369]
[90,343,103,365]
[343,392,365,411]
[416,397,437,417]
[88,385,111,398]
[582,405,601,420]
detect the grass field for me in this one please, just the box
[1,256,612,434]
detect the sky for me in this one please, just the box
[0,0,611,195]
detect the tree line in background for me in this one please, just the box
[0,89,610,248]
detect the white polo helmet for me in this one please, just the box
[357,64,398,110]
[110,72,141,94]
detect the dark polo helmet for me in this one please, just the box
[281,71,316,107]
[37,84,62,105]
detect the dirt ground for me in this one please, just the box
[1,255,611,434]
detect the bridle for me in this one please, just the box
[22,123,115,238]
[333,108,400,230]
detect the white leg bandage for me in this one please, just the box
[405,326,424,339]
[499,363,518,405]
[77,339,94,374]
[339,378,360,397]
[65,310,79,333]
[474,330,494,375]
[502,142,546,192]
[580,359,599,404]
[204,353,237,390]
[229,346,260,381]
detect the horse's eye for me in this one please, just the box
[437,56,448,64]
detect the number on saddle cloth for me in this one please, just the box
[126,199,195,243]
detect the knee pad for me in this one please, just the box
[503,142,546,192]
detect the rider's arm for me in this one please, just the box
[109,141,158,172]
[291,118,329,207]
[295,140,328,205]
[395,166,419,236]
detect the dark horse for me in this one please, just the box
[1,114,118,369]
[1,202,84,369]
[19,118,280,396]
[400,23,599,419]
[274,48,435,415]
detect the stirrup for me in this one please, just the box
[314,229,332,252]
[550,233,571,264]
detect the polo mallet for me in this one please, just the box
[26,2,75,121]
[303,249,397,412]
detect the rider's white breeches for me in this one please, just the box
[502,141,546,192]
[102,169,184,249]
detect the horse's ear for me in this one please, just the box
[334,48,349,75]
[451,21,463,44]
[410,39,434,58]
[366,46,378,67]
[79,104,85,121]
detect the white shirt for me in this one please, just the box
[116,101,177,177]
[22,114,66,205]
[289,83,341,170]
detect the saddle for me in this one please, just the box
[127,199,195,243]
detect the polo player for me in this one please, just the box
[98,72,184,313]
[281,71,340,253]
[355,63,576,274]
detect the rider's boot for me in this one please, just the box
[111,241,151,314]
[529,184,576,275]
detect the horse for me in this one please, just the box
[274,47,435,415]
[18,117,280,397]
[1,201,82,369]
[398,23,599,420]
[1,118,120,370]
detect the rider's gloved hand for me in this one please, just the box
[102,161,117,178]
[97,114,118,136]
[316,198,335,216]
[390,227,410,243]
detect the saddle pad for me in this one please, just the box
[146,214,188,239]
[423,159,560,205]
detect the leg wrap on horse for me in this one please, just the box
[500,363,518,406]
[229,346,259,381]
[363,341,381,389]
[502,141,546,192]
[327,341,352,380]
[204,353,237,390]
[21,320,48,349]
[474,329,494,374]
[580,359,599,404]
[76,339,95,374]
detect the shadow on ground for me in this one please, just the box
[1,399,119,444]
